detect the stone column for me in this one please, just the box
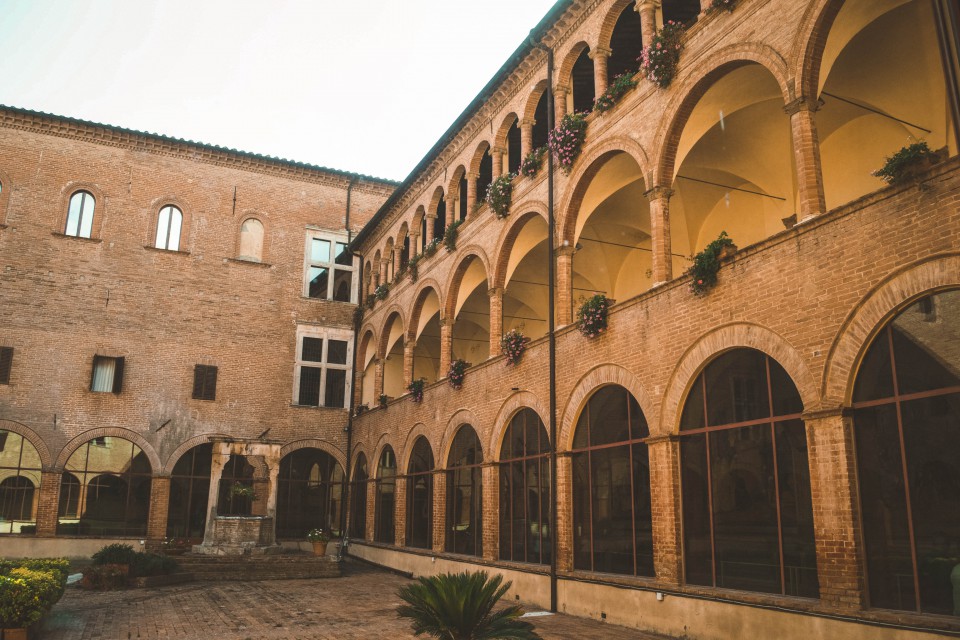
[645,186,674,285]
[488,287,503,359]
[146,475,171,548]
[372,264,381,289]
[637,1,659,47]
[432,471,447,553]
[425,214,437,243]
[590,46,612,97]
[520,118,535,159]
[394,246,402,276]
[34,470,62,537]
[803,409,867,610]
[556,246,575,326]
[203,443,229,543]
[438,319,454,379]
[410,231,420,258]
[646,437,683,585]
[491,147,505,180]
[380,258,391,285]
[366,481,376,542]
[554,84,569,121]
[265,451,281,522]
[403,340,416,388]
[555,454,574,572]
[374,358,385,400]
[466,172,479,215]
[785,97,826,221]
[394,476,407,546]
[481,464,499,562]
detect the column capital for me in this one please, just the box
[491,146,506,156]
[487,286,504,297]
[783,95,821,116]
[467,171,480,180]
[556,245,577,257]
[404,340,416,351]
[801,406,854,421]
[439,318,455,328]
[425,212,437,220]
[589,46,612,60]
[554,83,570,95]
[636,0,661,11]
[520,117,536,128]
[644,186,675,201]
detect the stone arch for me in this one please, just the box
[280,439,347,471]
[557,41,592,89]
[469,140,492,175]
[792,0,844,102]
[377,308,407,359]
[0,420,52,469]
[397,221,409,244]
[161,433,228,474]
[522,79,550,123]
[559,364,657,450]
[489,391,549,462]
[55,427,162,472]
[447,166,467,205]
[659,323,819,436]
[443,246,493,320]
[492,203,549,290]
[651,43,792,187]
[428,185,446,216]
[494,112,520,151]
[413,205,426,231]
[823,253,960,406]
[439,409,484,467]
[557,136,651,246]
[597,0,638,51]
[399,423,437,472]
[408,280,445,341]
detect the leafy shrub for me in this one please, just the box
[686,231,736,296]
[576,294,609,338]
[872,141,942,184]
[129,552,178,578]
[374,283,390,301]
[520,146,547,178]
[548,113,588,175]
[408,254,421,283]
[0,560,69,628]
[485,174,514,219]
[408,378,426,403]
[92,543,138,566]
[594,73,637,113]
[443,220,463,253]
[640,21,685,88]
[81,564,127,591]
[448,359,468,390]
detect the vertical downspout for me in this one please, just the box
[340,178,358,557]
[933,0,960,151]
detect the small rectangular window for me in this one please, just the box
[192,364,218,401]
[0,346,13,384]
[304,231,357,302]
[90,355,124,393]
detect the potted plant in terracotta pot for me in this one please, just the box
[307,528,330,557]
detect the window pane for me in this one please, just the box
[155,207,170,249]
[587,386,630,446]
[302,337,323,362]
[705,349,770,426]
[78,194,94,239]
[324,369,346,408]
[91,357,116,392]
[167,207,182,251]
[309,267,329,299]
[590,445,633,575]
[893,297,960,393]
[680,379,705,431]
[775,420,819,598]
[632,443,654,576]
[333,269,353,302]
[853,329,894,402]
[681,434,713,586]
[769,358,803,416]
[335,242,351,265]
[312,239,331,263]
[66,192,84,236]
[327,340,348,365]
[572,451,592,570]
[298,366,321,406]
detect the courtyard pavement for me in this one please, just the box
[40,560,668,639]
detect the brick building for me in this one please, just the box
[2,0,960,637]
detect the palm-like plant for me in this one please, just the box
[396,571,541,640]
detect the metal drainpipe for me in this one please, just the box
[339,178,358,561]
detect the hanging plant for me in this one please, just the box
[520,146,547,178]
[231,482,255,500]
[448,359,468,389]
[500,329,530,366]
[408,254,421,283]
[548,112,588,175]
[707,0,737,12]
[443,219,462,253]
[485,174,515,219]
[379,394,389,409]
[365,293,376,308]
[353,304,365,326]
[594,73,638,113]
[355,403,369,416]
[686,231,737,296]
[872,141,946,184]
[576,294,610,338]
[423,238,441,257]
[374,283,390,301]
[640,21,685,89]
[408,378,426,403]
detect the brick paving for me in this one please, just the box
[40,561,666,640]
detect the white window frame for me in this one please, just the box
[293,325,354,408]
[303,229,358,304]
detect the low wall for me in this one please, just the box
[0,536,147,559]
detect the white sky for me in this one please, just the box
[0,0,559,181]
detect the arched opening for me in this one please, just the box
[571,47,596,114]
[680,348,818,597]
[816,0,958,210]
[349,454,369,539]
[66,190,95,238]
[529,88,550,151]
[238,218,264,262]
[451,257,490,364]
[406,437,434,550]
[607,3,644,81]
[384,238,395,284]
[852,289,960,616]
[398,223,410,272]
[217,455,256,517]
[571,385,653,576]
[446,425,483,557]
[458,173,468,222]
[359,330,377,408]
[167,443,212,540]
[499,408,551,565]
[382,313,406,399]
[432,189,447,242]
[375,447,397,544]
[155,205,183,251]
[412,289,442,384]
[506,118,522,175]
[277,448,344,539]
[0,430,42,534]
[477,149,494,207]
[58,437,152,536]
[502,215,550,341]
[662,0,701,26]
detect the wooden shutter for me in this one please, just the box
[0,347,12,384]
[112,357,125,394]
[193,364,218,401]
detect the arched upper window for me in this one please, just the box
[571,386,653,576]
[277,448,344,539]
[446,425,483,557]
[499,409,551,565]
[375,447,397,544]
[349,454,368,539]
[405,437,434,550]
[65,190,95,238]
[852,290,960,616]
[57,436,152,536]
[680,349,818,598]
[0,430,42,535]
[238,218,265,262]
[155,205,183,251]
[167,444,212,540]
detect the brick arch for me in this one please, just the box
[492,203,549,290]
[438,409,484,468]
[651,43,792,187]
[557,137,649,246]
[412,205,426,231]
[522,79,550,124]
[447,166,467,204]
[597,0,638,52]
[358,325,379,364]
[469,140,492,175]
[443,247,492,320]
[557,41,592,90]
[147,194,193,252]
[408,280,445,341]
[161,433,229,474]
[55,427,162,473]
[399,424,436,473]
[0,420,53,469]
[397,221,409,244]
[494,112,520,151]
[488,391,549,462]
[351,447,370,479]
[279,439,347,471]
[558,364,656,450]
[823,253,960,406]
[371,433,398,478]
[57,180,106,238]
[792,0,844,102]
[659,323,819,436]
[378,308,407,359]
[428,185,446,216]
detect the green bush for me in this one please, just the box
[0,558,70,584]
[92,543,139,566]
[81,564,127,591]
[0,561,68,629]
[130,552,178,578]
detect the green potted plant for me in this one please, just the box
[379,394,389,409]
[576,294,610,338]
[872,141,946,184]
[707,0,737,13]
[374,283,390,301]
[594,73,638,113]
[500,329,530,366]
[408,378,426,402]
[485,174,514,219]
[520,146,547,178]
[443,220,463,253]
[548,112,588,175]
[231,481,255,500]
[408,254,421,283]
[307,528,331,557]
[448,359,468,389]
[686,231,737,296]
[640,20,685,88]
[423,238,441,257]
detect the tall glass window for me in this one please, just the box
[295,327,352,408]
[155,205,183,251]
[499,408,551,565]
[375,447,397,543]
[446,425,483,557]
[571,386,653,576]
[349,454,368,539]
[405,437,433,549]
[167,444,211,539]
[680,349,818,598]
[65,191,95,238]
[306,232,356,303]
[853,290,960,616]
[277,448,344,539]
[0,430,42,535]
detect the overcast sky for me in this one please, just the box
[0,0,559,181]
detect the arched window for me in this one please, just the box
[571,386,652,575]
[349,454,368,539]
[433,198,447,242]
[446,425,483,556]
[238,218,264,262]
[375,447,397,543]
[167,444,212,539]
[57,437,152,536]
[571,48,595,114]
[0,430,42,535]
[155,205,183,251]
[277,448,344,539]
[217,455,255,517]
[853,290,960,616]
[680,349,818,597]
[65,191,95,238]
[499,409,551,564]
[405,437,434,550]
